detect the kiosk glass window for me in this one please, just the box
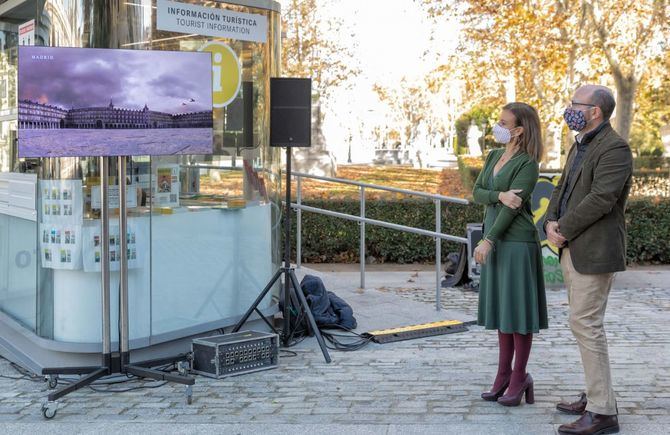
[0,0,281,346]
[145,1,282,336]
[0,25,37,332]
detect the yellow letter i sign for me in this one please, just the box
[198,41,241,108]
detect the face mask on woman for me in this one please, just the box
[493,123,514,144]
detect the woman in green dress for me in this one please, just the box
[472,102,548,407]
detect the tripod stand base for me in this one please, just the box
[125,365,195,404]
[46,366,109,403]
[41,353,196,419]
[233,266,331,363]
[42,365,110,419]
[125,365,195,385]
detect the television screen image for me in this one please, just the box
[18,46,213,157]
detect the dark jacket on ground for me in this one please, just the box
[545,123,633,274]
[300,275,357,330]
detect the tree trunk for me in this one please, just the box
[311,98,326,151]
[544,123,563,169]
[613,75,637,142]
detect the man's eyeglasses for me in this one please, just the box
[568,101,597,109]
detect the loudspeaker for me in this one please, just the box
[270,77,311,147]
[225,81,254,148]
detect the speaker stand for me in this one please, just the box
[232,146,331,363]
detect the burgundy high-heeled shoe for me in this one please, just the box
[497,373,534,406]
[481,377,510,401]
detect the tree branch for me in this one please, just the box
[583,0,623,81]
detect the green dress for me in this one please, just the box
[473,149,548,334]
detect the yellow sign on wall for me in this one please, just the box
[198,41,241,108]
[531,174,564,284]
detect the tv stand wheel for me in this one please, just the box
[41,401,58,419]
[178,360,190,375]
[46,375,58,389]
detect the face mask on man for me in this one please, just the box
[492,123,515,144]
[563,106,594,132]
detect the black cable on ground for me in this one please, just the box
[279,350,298,358]
[0,373,32,381]
[88,380,169,393]
[320,324,373,351]
[280,303,372,352]
[287,334,307,347]
[1,362,44,382]
[282,302,309,346]
[281,294,373,352]
[320,326,373,351]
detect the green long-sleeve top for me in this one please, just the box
[472,148,540,243]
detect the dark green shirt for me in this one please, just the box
[472,148,540,243]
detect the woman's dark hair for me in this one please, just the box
[503,102,543,162]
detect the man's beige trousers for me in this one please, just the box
[561,248,617,415]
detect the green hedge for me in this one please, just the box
[290,198,670,265]
[456,155,484,192]
[625,198,670,264]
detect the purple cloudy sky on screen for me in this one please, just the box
[19,46,212,114]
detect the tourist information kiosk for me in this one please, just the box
[0,0,282,396]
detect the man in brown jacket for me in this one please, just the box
[545,85,632,435]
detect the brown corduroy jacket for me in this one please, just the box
[545,123,633,274]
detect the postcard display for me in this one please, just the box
[39,180,144,272]
[39,180,84,270]
[81,222,143,272]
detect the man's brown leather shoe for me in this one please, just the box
[557,392,588,415]
[558,411,619,435]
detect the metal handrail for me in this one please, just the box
[292,204,468,244]
[291,171,470,311]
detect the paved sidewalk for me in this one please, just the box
[1,266,669,434]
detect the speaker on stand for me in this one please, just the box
[233,78,331,363]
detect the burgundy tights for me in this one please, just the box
[491,331,533,393]
[492,331,514,391]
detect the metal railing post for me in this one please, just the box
[287,172,471,306]
[435,199,441,311]
[360,186,365,289]
[296,175,302,269]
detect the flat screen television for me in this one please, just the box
[18,46,213,157]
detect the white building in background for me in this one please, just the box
[19,99,212,130]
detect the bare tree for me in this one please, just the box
[280,0,360,146]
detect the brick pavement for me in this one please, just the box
[0,268,668,434]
